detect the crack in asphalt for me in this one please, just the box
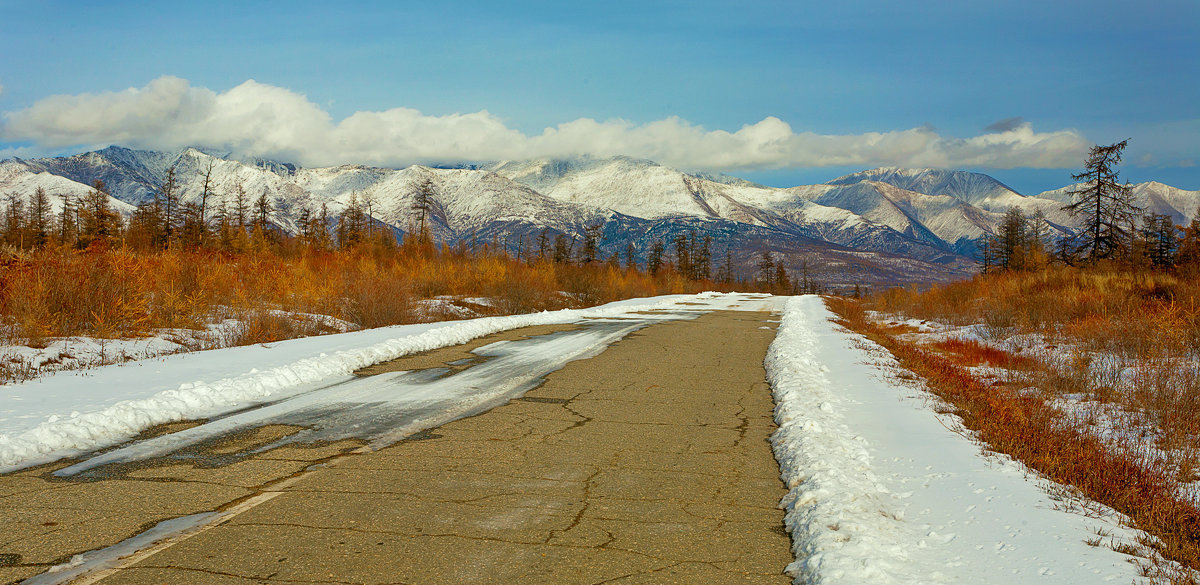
[129,564,412,585]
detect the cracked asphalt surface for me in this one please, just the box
[0,310,790,584]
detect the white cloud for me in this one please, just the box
[0,76,1090,171]
[0,82,5,98]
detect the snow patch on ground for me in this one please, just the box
[767,296,1146,584]
[767,297,929,583]
[411,295,496,320]
[0,307,358,385]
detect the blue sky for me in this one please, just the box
[0,0,1196,194]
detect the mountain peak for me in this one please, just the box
[830,167,962,183]
[827,167,1022,207]
[487,155,667,191]
[689,171,765,189]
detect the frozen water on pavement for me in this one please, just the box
[54,317,675,477]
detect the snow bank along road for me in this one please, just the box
[0,293,1152,584]
[768,296,1147,584]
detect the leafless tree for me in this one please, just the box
[411,177,436,240]
[1063,140,1138,261]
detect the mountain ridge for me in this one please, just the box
[4,146,1197,286]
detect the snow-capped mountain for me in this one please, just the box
[787,181,997,254]
[0,159,135,215]
[5,146,1191,286]
[4,147,621,247]
[490,156,961,265]
[491,156,787,226]
[1131,182,1200,224]
[828,167,1078,227]
[328,164,613,243]
[828,167,1025,210]
[16,146,177,205]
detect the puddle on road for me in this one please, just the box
[51,314,696,480]
[130,420,207,441]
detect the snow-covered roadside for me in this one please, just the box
[0,293,731,472]
[766,295,1146,584]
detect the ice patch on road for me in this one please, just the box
[53,319,654,477]
[20,511,219,585]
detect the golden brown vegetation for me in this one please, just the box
[0,240,728,382]
[874,266,1200,461]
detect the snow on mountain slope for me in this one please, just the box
[19,146,315,225]
[333,165,607,238]
[788,181,977,249]
[1135,182,1200,223]
[491,156,965,263]
[14,148,975,260]
[491,156,785,226]
[827,167,1077,234]
[1037,181,1200,226]
[18,146,176,205]
[15,148,605,241]
[15,147,388,235]
[829,167,1022,209]
[1033,185,1074,205]
[292,164,391,199]
[0,160,135,215]
[872,181,999,246]
[696,181,963,262]
[175,149,322,232]
[8,147,1018,283]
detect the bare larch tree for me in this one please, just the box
[1063,139,1138,261]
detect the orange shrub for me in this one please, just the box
[0,244,712,348]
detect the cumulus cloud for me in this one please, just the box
[0,76,1090,171]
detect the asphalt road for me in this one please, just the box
[0,309,790,585]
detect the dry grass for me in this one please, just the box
[874,266,1200,358]
[0,244,717,374]
[872,265,1200,456]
